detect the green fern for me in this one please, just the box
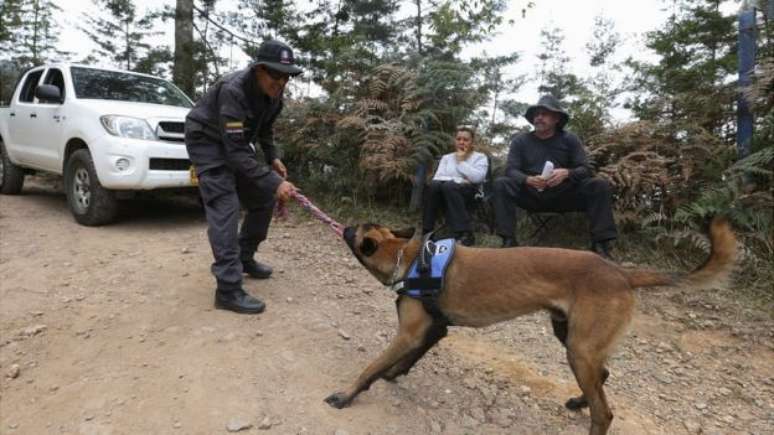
[654,145,774,261]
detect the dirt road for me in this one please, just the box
[1,177,772,435]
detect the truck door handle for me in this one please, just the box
[30,113,37,118]
[9,112,15,117]
[53,115,61,121]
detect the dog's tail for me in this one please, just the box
[623,217,737,290]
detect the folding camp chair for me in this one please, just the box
[523,211,562,244]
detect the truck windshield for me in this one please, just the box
[71,67,192,108]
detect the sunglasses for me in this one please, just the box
[262,66,290,81]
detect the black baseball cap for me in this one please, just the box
[252,40,303,76]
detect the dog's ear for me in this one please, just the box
[391,227,415,239]
[360,237,378,257]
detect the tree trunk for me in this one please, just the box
[491,88,499,126]
[201,8,210,93]
[415,0,423,54]
[125,21,131,70]
[32,0,40,63]
[174,0,195,97]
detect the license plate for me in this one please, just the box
[189,166,199,186]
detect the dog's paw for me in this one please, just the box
[381,371,401,383]
[324,392,351,409]
[565,396,589,411]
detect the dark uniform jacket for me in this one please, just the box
[185,67,283,193]
[505,131,592,186]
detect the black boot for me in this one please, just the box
[591,239,614,260]
[242,259,273,279]
[500,236,517,248]
[456,231,475,247]
[214,288,266,314]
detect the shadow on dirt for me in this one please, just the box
[116,195,204,228]
[14,176,204,228]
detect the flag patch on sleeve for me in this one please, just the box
[225,121,244,140]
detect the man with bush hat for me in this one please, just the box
[492,95,618,258]
[184,39,302,314]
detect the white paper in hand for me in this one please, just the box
[541,161,555,178]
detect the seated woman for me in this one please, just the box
[422,126,489,246]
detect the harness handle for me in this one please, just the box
[418,233,435,275]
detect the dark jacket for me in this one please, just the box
[185,67,283,192]
[504,131,592,185]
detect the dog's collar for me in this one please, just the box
[387,247,405,290]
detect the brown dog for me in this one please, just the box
[324,218,737,435]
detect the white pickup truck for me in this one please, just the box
[0,63,196,225]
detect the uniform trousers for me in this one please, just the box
[197,166,275,291]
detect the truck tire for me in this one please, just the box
[64,149,118,226]
[0,140,26,194]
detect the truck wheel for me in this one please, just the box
[0,140,26,194]
[64,149,118,226]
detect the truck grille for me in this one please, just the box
[156,121,185,142]
[158,121,184,133]
[149,158,191,171]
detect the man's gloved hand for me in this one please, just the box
[275,180,297,202]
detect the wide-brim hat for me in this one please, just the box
[252,39,303,76]
[525,95,570,129]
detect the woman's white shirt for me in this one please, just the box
[432,151,488,184]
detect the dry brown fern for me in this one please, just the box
[587,120,730,222]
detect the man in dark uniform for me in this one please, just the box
[184,40,300,314]
[492,95,618,258]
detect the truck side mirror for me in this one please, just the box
[35,84,63,104]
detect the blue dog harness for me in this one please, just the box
[390,236,456,325]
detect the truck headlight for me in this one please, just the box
[100,115,155,140]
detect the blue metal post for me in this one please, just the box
[737,6,756,160]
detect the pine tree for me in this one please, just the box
[159,0,230,95]
[192,0,229,94]
[531,20,625,140]
[470,52,525,142]
[626,0,736,136]
[0,0,67,103]
[0,0,27,61]
[135,47,174,77]
[535,26,584,102]
[0,0,66,66]
[231,0,302,56]
[576,14,623,138]
[422,0,510,59]
[22,0,65,64]
[80,0,161,71]
[0,0,26,103]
